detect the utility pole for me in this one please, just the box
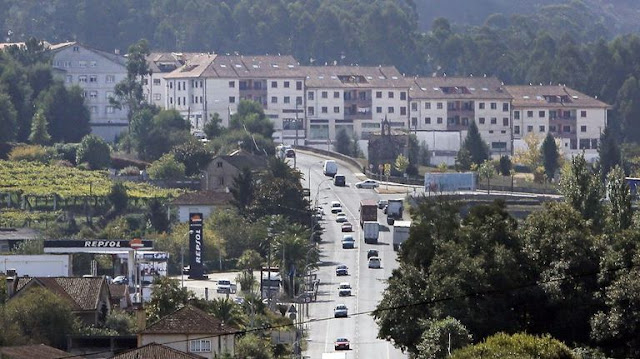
[267,222,274,309]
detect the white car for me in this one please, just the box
[330,201,343,214]
[368,257,381,269]
[334,304,348,318]
[336,213,348,223]
[338,282,352,296]
[355,179,379,189]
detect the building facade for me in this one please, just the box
[50,42,128,141]
[143,52,196,109]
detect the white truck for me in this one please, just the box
[322,353,347,359]
[323,160,338,177]
[385,199,404,225]
[0,254,71,277]
[392,221,411,251]
[216,279,237,294]
[363,221,380,244]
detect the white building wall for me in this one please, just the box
[267,78,305,143]
[204,78,238,128]
[474,100,512,155]
[410,100,448,131]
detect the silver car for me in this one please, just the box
[334,304,348,318]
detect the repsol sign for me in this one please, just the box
[189,213,205,279]
[84,240,122,248]
[44,239,153,249]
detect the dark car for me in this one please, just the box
[367,249,379,259]
[336,265,348,276]
[285,149,295,158]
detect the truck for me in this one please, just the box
[424,172,476,192]
[323,353,347,359]
[0,254,71,277]
[363,221,380,244]
[323,160,338,177]
[385,199,404,225]
[393,221,412,251]
[359,199,377,227]
[216,279,237,294]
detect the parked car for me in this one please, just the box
[335,265,348,276]
[334,304,348,318]
[335,338,350,350]
[355,179,379,189]
[367,249,379,259]
[285,149,295,158]
[368,257,381,269]
[216,279,237,294]
[342,235,355,249]
[112,275,128,285]
[330,201,343,213]
[336,213,348,223]
[341,222,353,232]
[338,282,352,296]
[377,199,389,209]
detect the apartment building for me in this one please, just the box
[302,66,410,144]
[163,54,305,141]
[144,52,196,108]
[506,85,609,161]
[50,42,128,141]
[409,77,513,156]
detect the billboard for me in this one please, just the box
[188,213,205,279]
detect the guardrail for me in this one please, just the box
[295,145,365,172]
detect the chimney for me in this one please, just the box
[135,305,146,331]
[6,269,17,298]
[115,48,120,55]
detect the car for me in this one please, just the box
[285,149,295,158]
[355,179,379,189]
[112,275,128,285]
[335,337,350,350]
[342,235,355,249]
[377,199,389,209]
[367,249,379,259]
[338,282,352,296]
[334,304,348,318]
[330,201,343,214]
[341,222,353,232]
[335,265,348,276]
[368,256,381,269]
[336,213,348,223]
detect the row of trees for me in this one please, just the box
[374,155,639,357]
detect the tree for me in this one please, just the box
[419,140,431,166]
[559,153,604,226]
[3,287,75,347]
[514,133,542,170]
[0,93,18,142]
[147,198,170,233]
[235,333,274,359]
[37,83,91,143]
[171,139,213,177]
[237,249,263,276]
[146,277,195,323]
[394,154,410,175]
[451,333,576,359]
[599,125,621,180]
[498,155,512,176]
[477,159,496,193]
[455,148,472,171]
[541,133,560,181]
[147,153,186,180]
[461,120,489,166]
[132,109,191,161]
[606,166,632,231]
[28,110,51,145]
[107,182,128,214]
[334,127,352,155]
[203,113,225,139]
[76,134,111,169]
[230,167,255,217]
[229,100,274,139]
[206,298,246,328]
[616,76,640,143]
[416,317,472,359]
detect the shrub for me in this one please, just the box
[53,143,79,164]
[8,145,55,163]
[451,332,576,359]
[76,135,111,170]
[147,153,185,180]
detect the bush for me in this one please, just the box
[451,333,576,359]
[76,135,111,169]
[499,155,512,176]
[54,143,79,164]
[8,145,56,163]
[108,182,129,214]
[147,153,185,180]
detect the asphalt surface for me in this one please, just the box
[293,152,408,359]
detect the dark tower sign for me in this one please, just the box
[188,213,205,279]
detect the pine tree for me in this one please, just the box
[599,125,621,180]
[541,133,559,181]
[461,120,489,166]
[28,111,51,145]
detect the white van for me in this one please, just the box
[323,160,338,177]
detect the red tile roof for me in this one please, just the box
[505,85,609,108]
[0,344,80,359]
[110,343,203,359]
[15,276,107,311]
[142,305,236,335]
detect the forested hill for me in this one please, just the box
[416,0,640,35]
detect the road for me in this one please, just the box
[293,152,407,359]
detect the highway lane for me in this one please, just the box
[293,152,407,359]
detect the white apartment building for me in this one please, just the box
[409,77,513,156]
[144,52,196,109]
[162,54,305,142]
[506,85,609,161]
[302,66,410,144]
[50,42,128,141]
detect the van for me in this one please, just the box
[334,175,346,186]
[323,160,338,177]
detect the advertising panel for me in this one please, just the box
[189,213,205,278]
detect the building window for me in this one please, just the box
[437,117,443,124]
[388,107,394,113]
[462,118,469,126]
[592,139,598,149]
[425,102,431,110]
[154,93,161,101]
[400,107,406,115]
[284,81,290,88]
[490,102,497,110]
[388,91,394,98]
[334,106,340,113]
[308,107,314,115]
[90,106,98,114]
[581,110,587,118]
[284,96,290,104]
[550,125,557,132]
[490,118,497,124]
[563,125,571,133]
[296,81,302,90]
[177,82,181,91]
[271,96,277,104]
[376,107,382,113]
[333,91,339,98]
[503,118,509,126]
[153,78,161,85]
[229,96,235,103]
[73,46,79,52]
[89,91,98,99]
[437,102,443,110]
[106,106,115,114]
[169,82,173,89]
[539,110,545,118]
[539,125,545,132]
[321,91,328,99]
[79,60,87,67]
[579,139,591,149]
[527,111,533,118]
[78,75,87,83]
[271,81,277,88]
[479,103,485,110]
[514,111,520,119]
[65,75,72,83]
[376,91,382,99]
[308,92,314,100]
[581,125,587,132]
[425,117,431,124]
[295,96,302,106]
[89,75,98,83]
[479,117,485,124]
[228,81,235,88]
[321,106,328,113]
[503,103,509,112]
[177,97,181,106]
[411,117,417,127]
[527,125,533,132]
[400,92,407,100]
[514,125,520,134]
[411,103,417,111]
